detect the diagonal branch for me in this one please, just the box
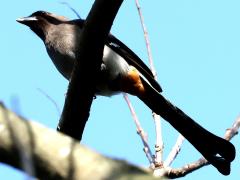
[165,158,208,179]
[224,116,240,141]
[164,134,185,167]
[57,0,124,141]
[0,103,163,180]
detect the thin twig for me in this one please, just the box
[152,113,163,167]
[134,0,156,76]
[37,88,61,116]
[134,0,163,166]
[60,2,81,19]
[225,115,240,141]
[123,93,155,168]
[164,116,240,178]
[164,134,185,167]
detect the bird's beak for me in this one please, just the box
[16,16,38,26]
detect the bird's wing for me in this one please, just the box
[106,34,162,92]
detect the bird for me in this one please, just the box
[17,11,235,175]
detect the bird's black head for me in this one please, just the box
[16,11,69,40]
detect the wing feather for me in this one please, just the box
[106,34,162,92]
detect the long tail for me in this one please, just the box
[138,80,235,175]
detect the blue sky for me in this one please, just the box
[1,0,239,179]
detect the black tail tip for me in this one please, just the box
[206,140,235,175]
[210,145,235,175]
[214,158,231,175]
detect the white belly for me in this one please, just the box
[46,42,130,96]
[95,46,130,96]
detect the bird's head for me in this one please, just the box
[16,11,69,40]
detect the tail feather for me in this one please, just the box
[138,80,235,175]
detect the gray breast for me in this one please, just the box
[45,25,78,79]
[45,25,130,96]
[46,46,75,79]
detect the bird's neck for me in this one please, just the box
[44,24,81,79]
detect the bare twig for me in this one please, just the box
[60,2,81,19]
[123,94,154,168]
[165,158,208,179]
[225,116,240,141]
[153,113,164,166]
[164,116,240,178]
[134,0,163,166]
[122,4,164,160]
[37,88,61,116]
[134,0,156,76]
[164,134,185,167]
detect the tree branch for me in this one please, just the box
[57,0,124,140]
[165,158,208,179]
[0,103,165,180]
